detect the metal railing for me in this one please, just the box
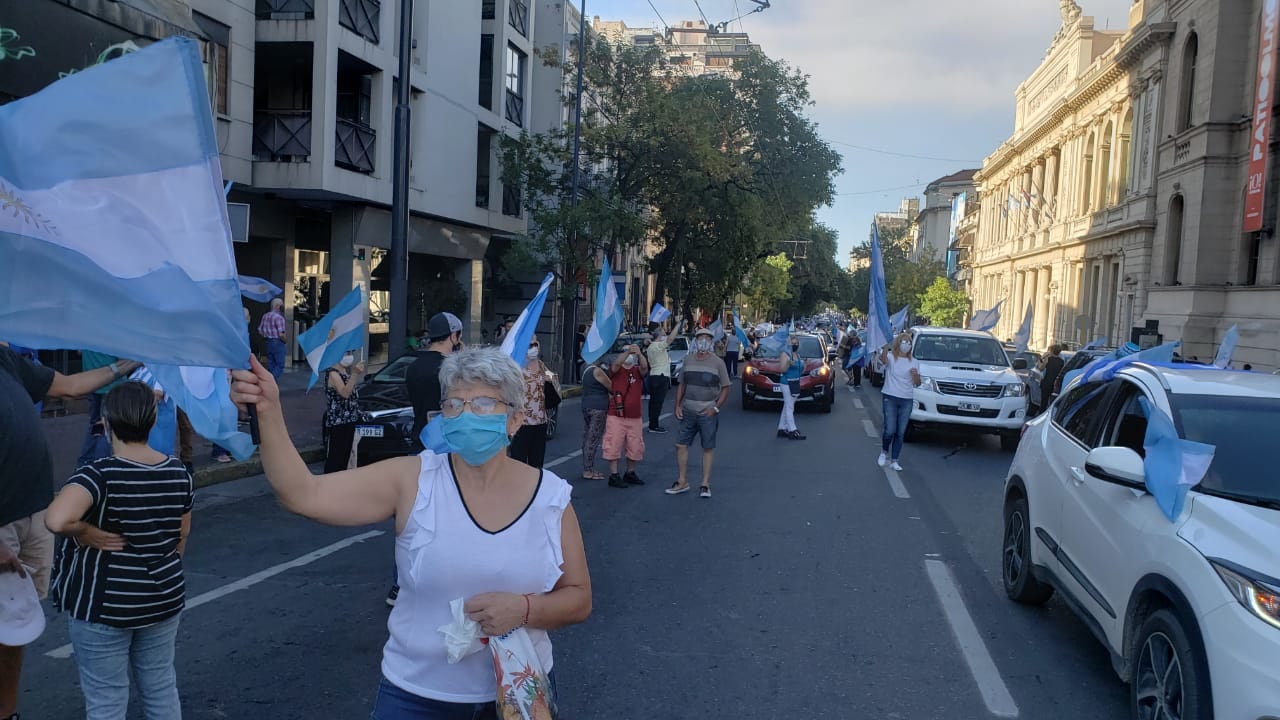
[335,118,376,173]
[256,0,314,19]
[253,110,312,160]
[339,0,380,43]
[508,0,528,36]
[504,89,523,127]
[502,183,521,216]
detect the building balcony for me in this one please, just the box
[253,110,312,162]
[335,118,375,174]
[256,0,314,19]
[508,0,529,37]
[482,0,496,20]
[505,89,524,127]
[339,0,380,44]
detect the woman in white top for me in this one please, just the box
[876,331,921,471]
[230,347,591,718]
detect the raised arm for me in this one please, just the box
[48,360,140,399]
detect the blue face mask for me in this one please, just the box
[439,412,511,466]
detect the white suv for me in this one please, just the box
[907,327,1029,450]
[1002,362,1280,719]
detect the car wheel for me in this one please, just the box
[821,390,834,413]
[903,421,918,443]
[1000,431,1020,452]
[1131,609,1211,720]
[1001,494,1054,605]
[741,390,752,411]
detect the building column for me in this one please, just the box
[454,259,484,346]
[1032,161,1045,230]
[1045,152,1059,221]
[1013,270,1026,340]
[330,206,373,355]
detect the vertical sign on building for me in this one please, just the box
[1244,0,1280,232]
[947,192,967,279]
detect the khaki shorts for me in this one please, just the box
[0,511,54,598]
[602,416,645,461]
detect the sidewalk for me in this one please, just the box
[43,366,330,490]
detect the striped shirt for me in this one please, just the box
[50,457,193,628]
[258,310,286,340]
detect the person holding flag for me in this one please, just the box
[603,341,649,489]
[644,327,672,434]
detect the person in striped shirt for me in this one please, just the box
[258,297,287,380]
[45,381,193,720]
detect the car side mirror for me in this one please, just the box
[1084,446,1146,489]
[1013,358,1028,370]
[827,350,838,361]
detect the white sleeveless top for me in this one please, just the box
[381,450,572,703]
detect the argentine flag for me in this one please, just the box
[866,222,893,354]
[239,275,283,303]
[649,303,671,324]
[1213,324,1239,369]
[731,309,751,350]
[148,364,256,461]
[499,273,554,367]
[298,285,366,389]
[890,305,910,334]
[969,301,1003,332]
[0,38,249,368]
[1012,302,1033,353]
[581,257,624,364]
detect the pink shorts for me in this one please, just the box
[602,416,645,461]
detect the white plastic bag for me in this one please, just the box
[491,627,558,720]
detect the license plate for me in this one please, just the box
[958,402,981,412]
[773,384,783,392]
[355,425,384,438]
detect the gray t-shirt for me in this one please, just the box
[0,345,55,526]
[679,352,731,413]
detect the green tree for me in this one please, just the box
[743,252,793,318]
[847,223,946,317]
[917,277,970,327]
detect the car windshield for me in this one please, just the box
[755,335,823,360]
[668,337,688,352]
[913,335,1009,366]
[1170,393,1280,505]
[371,355,415,383]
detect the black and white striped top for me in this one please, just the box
[50,456,193,629]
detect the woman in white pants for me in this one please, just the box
[776,337,806,440]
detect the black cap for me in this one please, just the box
[426,312,463,341]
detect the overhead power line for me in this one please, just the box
[645,0,670,32]
[826,139,981,164]
[835,182,927,197]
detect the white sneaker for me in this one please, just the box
[890,461,903,472]
[877,453,887,467]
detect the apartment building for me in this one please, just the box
[915,170,978,262]
[591,17,760,78]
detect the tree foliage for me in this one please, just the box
[743,252,793,319]
[847,223,948,318]
[917,277,970,327]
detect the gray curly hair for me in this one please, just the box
[438,346,527,414]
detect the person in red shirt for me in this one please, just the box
[603,343,648,489]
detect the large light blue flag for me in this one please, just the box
[500,273,554,368]
[238,275,283,303]
[649,303,671,324]
[581,257,624,364]
[127,366,177,457]
[890,305,910,333]
[147,364,256,461]
[1083,336,1108,350]
[1138,397,1216,522]
[298,285,366,390]
[969,300,1003,332]
[757,324,790,356]
[1213,324,1239,368]
[866,221,893,353]
[0,38,249,368]
[731,309,751,350]
[1078,340,1181,386]
[707,318,725,341]
[1012,302,1034,353]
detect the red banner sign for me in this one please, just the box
[1244,0,1280,232]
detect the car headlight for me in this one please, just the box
[809,366,829,378]
[1212,559,1280,630]
[743,366,757,377]
[1002,382,1026,397]
[917,376,938,393]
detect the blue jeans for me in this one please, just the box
[371,673,558,720]
[265,338,286,379]
[68,614,182,720]
[881,394,914,460]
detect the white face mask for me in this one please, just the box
[695,338,712,353]
[340,354,355,367]
[624,354,637,367]
[899,341,912,354]
[657,335,667,344]
[527,346,540,360]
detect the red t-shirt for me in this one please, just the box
[610,366,645,418]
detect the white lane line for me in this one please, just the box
[924,559,1020,718]
[46,530,384,659]
[853,397,865,409]
[861,418,878,438]
[884,466,910,499]
[544,450,583,468]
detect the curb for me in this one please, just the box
[560,384,582,399]
[193,445,326,490]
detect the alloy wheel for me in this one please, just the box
[1002,509,1026,588]
[1135,631,1184,720]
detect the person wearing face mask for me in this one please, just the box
[509,339,552,468]
[776,335,807,440]
[644,329,672,433]
[322,351,368,474]
[876,331,922,471]
[668,327,731,499]
[230,347,592,716]
[406,312,465,444]
[603,343,649,489]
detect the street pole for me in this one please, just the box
[563,0,587,381]
[388,0,413,361]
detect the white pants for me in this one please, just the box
[778,384,798,432]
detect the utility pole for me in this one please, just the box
[388,0,413,361]
[563,0,588,381]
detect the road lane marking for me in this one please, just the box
[862,418,878,438]
[46,530,385,660]
[853,397,864,409]
[544,450,583,468]
[924,559,1020,718]
[884,467,910,499]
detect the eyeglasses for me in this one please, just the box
[440,396,509,417]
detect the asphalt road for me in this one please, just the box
[21,380,1132,719]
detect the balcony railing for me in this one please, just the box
[339,0,380,43]
[508,0,528,37]
[335,118,375,174]
[253,110,312,161]
[502,183,521,217]
[505,90,523,127]
[256,0,314,19]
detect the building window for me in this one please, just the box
[1097,121,1114,208]
[505,44,526,127]
[1081,133,1095,213]
[479,35,495,110]
[482,0,496,20]
[192,12,230,116]
[502,182,521,217]
[1178,33,1198,133]
[476,125,494,208]
[1117,109,1133,198]
[508,0,529,37]
[1165,195,1185,285]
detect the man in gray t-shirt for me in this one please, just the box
[668,328,731,499]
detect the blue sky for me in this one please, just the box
[583,0,1136,264]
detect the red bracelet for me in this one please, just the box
[522,593,532,627]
